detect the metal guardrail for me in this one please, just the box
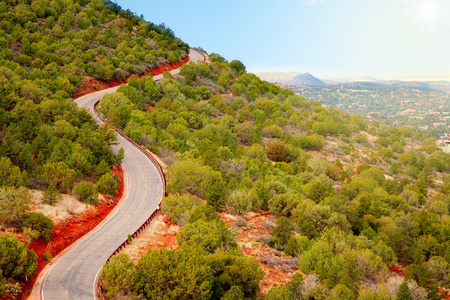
[92,50,205,298]
[93,101,167,299]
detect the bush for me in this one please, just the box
[0,235,38,280]
[74,181,97,204]
[285,236,312,256]
[22,212,53,241]
[354,133,368,144]
[272,217,294,245]
[266,141,288,162]
[177,219,237,253]
[306,134,324,151]
[226,189,253,215]
[101,253,136,298]
[96,173,118,196]
[42,184,62,205]
[161,193,199,226]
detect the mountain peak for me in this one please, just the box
[254,72,325,85]
[289,73,325,86]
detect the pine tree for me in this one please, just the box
[42,184,62,205]
[397,281,413,300]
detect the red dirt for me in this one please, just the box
[143,217,178,251]
[388,265,406,277]
[121,214,180,265]
[74,56,190,98]
[19,166,124,300]
[220,212,298,294]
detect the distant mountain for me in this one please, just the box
[288,73,325,85]
[254,72,449,92]
[424,80,450,92]
[339,82,381,88]
[254,72,325,85]
[381,81,438,92]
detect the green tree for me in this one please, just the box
[226,189,253,215]
[0,187,31,225]
[0,235,37,280]
[234,122,255,146]
[115,147,125,165]
[221,286,245,300]
[266,141,288,162]
[42,184,62,205]
[396,281,413,300]
[40,162,76,192]
[74,181,97,204]
[134,247,213,300]
[229,60,246,75]
[101,253,136,298]
[177,219,237,253]
[21,212,53,241]
[180,63,197,85]
[285,236,312,256]
[167,159,222,200]
[94,159,111,179]
[161,193,199,226]
[0,157,27,188]
[272,217,294,245]
[327,284,356,300]
[96,173,118,196]
[96,124,118,146]
[196,86,211,100]
[205,252,263,299]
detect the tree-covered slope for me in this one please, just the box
[0,0,189,297]
[99,52,450,299]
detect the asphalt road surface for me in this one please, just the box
[40,50,204,300]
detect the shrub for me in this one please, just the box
[177,219,237,253]
[96,173,118,196]
[272,217,294,245]
[74,181,97,204]
[354,133,368,144]
[266,141,288,162]
[306,134,324,151]
[22,212,53,241]
[161,193,199,226]
[285,236,312,256]
[0,235,38,280]
[42,184,62,205]
[226,189,253,215]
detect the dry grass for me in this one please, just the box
[30,190,91,224]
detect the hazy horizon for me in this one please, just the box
[253,71,450,82]
[115,0,450,81]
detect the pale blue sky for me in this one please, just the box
[115,0,450,80]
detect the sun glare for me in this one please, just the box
[404,0,449,34]
[417,1,438,20]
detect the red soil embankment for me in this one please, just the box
[21,166,124,300]
[74,56,190,98]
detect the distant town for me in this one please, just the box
[279,82,450,137]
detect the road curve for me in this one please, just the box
[39,49,204,300]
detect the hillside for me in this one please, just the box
[97,51,450,299]
[0,0,190,298]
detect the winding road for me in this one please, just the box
[35,49,204,300]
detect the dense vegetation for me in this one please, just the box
[0,0,188,296]
[99,51,450,299]
[1,0,449,298]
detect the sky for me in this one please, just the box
[115,0,450,80]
